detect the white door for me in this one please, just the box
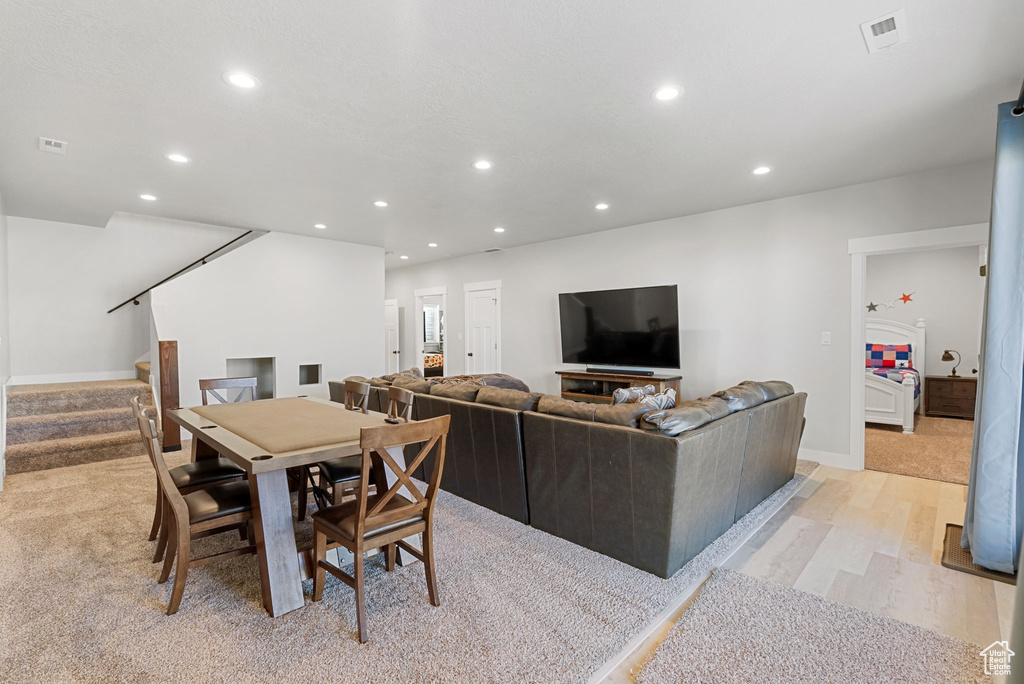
[465,288,499,374]
[384,299,400,374]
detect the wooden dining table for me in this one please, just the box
[166,396,415,618]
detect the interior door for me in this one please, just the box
[466,288,498,374]
[384,299,400,374]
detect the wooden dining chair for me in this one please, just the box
[134,403,256,615]
[386,386,414,422]
[312,414,450,642]
[199,376,258,405]
[130,397,246,563]
[299,380,373,520]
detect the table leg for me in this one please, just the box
[383,445,423,567]
[250,469,305,617]
[191,433,219,462]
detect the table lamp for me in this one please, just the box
[941,349,961,377]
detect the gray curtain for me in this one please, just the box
[963,102,1024,573]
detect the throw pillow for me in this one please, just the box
[637,388,677,411]
[612,385,656,404]
[865,344,913,369]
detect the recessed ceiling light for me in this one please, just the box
[400,255,409,260]
[752,166,772,175]
[652,85,682,101]
[473,160,493,171]
[314,223,326,229]
[428,243,438,247]
[139,194,157,201]
[374,200,389,208]
[595,203,609,210]
[165,153,190,163]
[223,71,261,89]
[493,227,505,233]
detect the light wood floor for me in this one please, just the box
[602,465,1015,682]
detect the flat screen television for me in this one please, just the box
[558,285,679,369]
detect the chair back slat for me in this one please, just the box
[386,386,414,421]
[199,377,257,405]
[344,380,370,414]
[131,395,189,520]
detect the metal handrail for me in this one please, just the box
[107,230,253,313]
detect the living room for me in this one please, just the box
[1,2,1023,682]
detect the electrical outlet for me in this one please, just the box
[821,331,832,346]
[457,332,463,341]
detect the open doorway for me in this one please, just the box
[414,287,447,378]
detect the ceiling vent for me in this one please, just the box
[38,137,68,155]
[860,10,908,53]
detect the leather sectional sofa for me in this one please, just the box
[338,372,806,579]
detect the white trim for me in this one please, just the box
[7,370,137,386]
[588,464,821,683]
[797,448,851,469]
[413,286,447,297]
[463,279,502,292]
[463,282,502,374]
[848,222,988,471]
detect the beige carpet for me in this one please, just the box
[638,569,989,684]
[0,448,816,684]
[866,416,974,485]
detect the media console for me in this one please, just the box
[556,370,682,405]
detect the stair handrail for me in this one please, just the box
[107,230,253,313]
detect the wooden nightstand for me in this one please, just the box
[925,375,977,419]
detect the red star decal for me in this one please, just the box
[899,293,913,304]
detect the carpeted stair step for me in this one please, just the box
[6,407,139,445]
[6,379,153,418]
[135,361,151,384]
[4,430,147,475]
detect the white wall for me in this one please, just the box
[385,160,994,465]
[6,213,244,382]
[0,190,10,486]
[152,231,384,410]
[867,246,985,376]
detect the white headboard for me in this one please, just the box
[866,317,926,376]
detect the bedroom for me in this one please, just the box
[863,244,986,484]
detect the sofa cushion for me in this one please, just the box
[343,375,369,383]
[476,386,542,411]
[712,384,765,412]
[538,395,598,421]
[368,376,392,387]
[740,380,794,402]
[474,374,530,392]
[644,396,730,436]
[392,375,435,394]
[429,382,480,402]
[384,367,424,381]
[595,403,654,428]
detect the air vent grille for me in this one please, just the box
[38,137,68,155]
[871,17,897,36]
[860,10,908,53]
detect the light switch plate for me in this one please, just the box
[821,331,832,346]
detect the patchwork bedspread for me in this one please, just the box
[868,367,921,398]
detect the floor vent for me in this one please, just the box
[860,10,908,53]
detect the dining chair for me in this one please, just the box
[130,397,246,563]
[298,380,373,520]
[199,376,258,405]
[134,401,256,615]
[386,386,414,422]
[312,414,450,643]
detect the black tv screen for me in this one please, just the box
[558,285,679,369]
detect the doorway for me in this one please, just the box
[464,280,501,375]
[414,287,447,378]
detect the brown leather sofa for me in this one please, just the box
[522,391,807,578]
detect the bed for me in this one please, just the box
[865,318,926,435]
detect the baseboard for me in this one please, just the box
[799,447,855,470]
[7,371,137,386]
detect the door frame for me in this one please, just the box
[414,286,447,377]
[847,222,988,471]
[463,280,502,374]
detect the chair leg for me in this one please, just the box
[148,486,163,541]
[312,528,327,602]
[153,498,171,563]
[354,547,367,643]
[297,466,309,521]
[166,525,190,615]
[158,522,177,584]
[423,530,439,607]
[385,543,396,572]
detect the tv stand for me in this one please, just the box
[557,370,681,405]
[586,367,654,377]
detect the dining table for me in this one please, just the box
[166,396,418,618]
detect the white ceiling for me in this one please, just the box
[0,0,1021,268]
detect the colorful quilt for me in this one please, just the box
[423,353,444,369]
[865,343,913,369]
[868,367,921,398]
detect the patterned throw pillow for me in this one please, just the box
[637,389,677,411]
[612,385,656,404]
[865,344,913,369]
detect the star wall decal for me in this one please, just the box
[866,302,878,312]
[899,292,914,304]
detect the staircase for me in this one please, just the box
[136,361,150,383]
[5,379,153,474]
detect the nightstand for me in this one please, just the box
[925,375,977,419]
